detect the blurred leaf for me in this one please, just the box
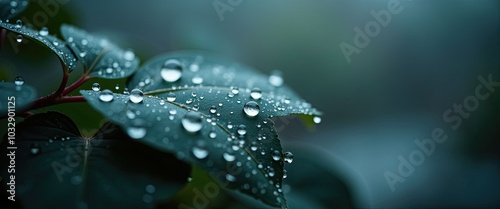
[60,24,139,79]
[0,111,190,209]
[0,0,28,20]
[0,82,36,115]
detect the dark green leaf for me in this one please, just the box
[81,90,288,208]
[0,111,190,209]
[0,82,36,115]
[60,24,139,79]
[0,0,28,20]
[0,22,78,71]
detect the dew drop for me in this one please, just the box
[272,150,281,161]
[283,169,288,178]
[226,174,236,182]
[79,52,87,58]
[29,143,41,155]
[223,152,235,162]
[209,106,217,114]
[192,76,203,84]
[98,90,114,102]
[250,88,262,100]
[243,101,260,117]
[166,92,176,102]
[192,143,208,159]
[123,50,135,61]
[161,59,182,82]
[231,87,239,95]
[182,112,203,133]
[15,35,23,43]
[250,142,258,151]
[268,70,283,87]
[237,125,247,136]
[283,151,294,163]
[313,116,322,124]
[127,119,147,139]
[14,76,24,86]
[91,83,100,91]
[129,89,144,103]
[39,27,49,36]
[209,131,217,139]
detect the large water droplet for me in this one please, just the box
[166,92,176,102]
[250,88,262,100]
[192,142,208,159]
[268,70,283,87]
[91,83,100,91]
[243,101,260,117]
[283,151,294,163]
[39,27,49,36]
[129,89,144,103]
[313,116,322,124]
[182,112,203,133]
[14,76,24,86]
[161,59,182,82]
[29,143,41,155]
[223,152,235,162]
[99,90,114,102]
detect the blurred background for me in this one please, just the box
[1,0,499,208]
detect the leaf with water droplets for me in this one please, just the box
[0,22,78,71]
[0,111,190,209]
[60,24,139,79]
[81,90,289,208]
[0,82,36,115]
[0,0,28,20]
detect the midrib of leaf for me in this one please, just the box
[76,138,92,206]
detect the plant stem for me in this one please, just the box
[63,73,90,95]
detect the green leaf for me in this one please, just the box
[0,0,28,20]
[0,22,78,71]
[0,111,190,209]
[81,90,289,208]
[0,82,36,115]
[60,24,139,79]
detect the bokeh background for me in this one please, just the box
[1,0,499,208]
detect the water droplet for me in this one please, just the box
[268,70,283,87]
[231,87,239,95]
[115,84,120,90]
[313,116,322,124]
[123,50,135,61]
[250,88,262,100]
[126,110,136,119]
[192,76,203,84]
[127,119,147,139]
[14,76,24,86]
[29,143,41,155]
[192,142,208,159]
[182,112,203,133]
[129,89,144,103]
[223,152,235,162]
[91,83,100,91]
[145,184,156,194]
[209,131,217,139]
[166,92,176,102]
[250,142,258,151]
[169,109,177,115]
[283,170,288,178]
[237,125,247,136]
[98,90,114,102]
[81,39,88,46]
[15,35,23,43]
[161,59,183,82]
[272,150,281,161]
[284,97,291,104]
[210,106,217,114]
[226,174,236,182]
[79,52,87,58]
[39,27,49,36]
[243,101,260,117]
[283,151,294,163]
[105,67,113,74]
[15,19,22,28]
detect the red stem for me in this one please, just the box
[63,73,91,95]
